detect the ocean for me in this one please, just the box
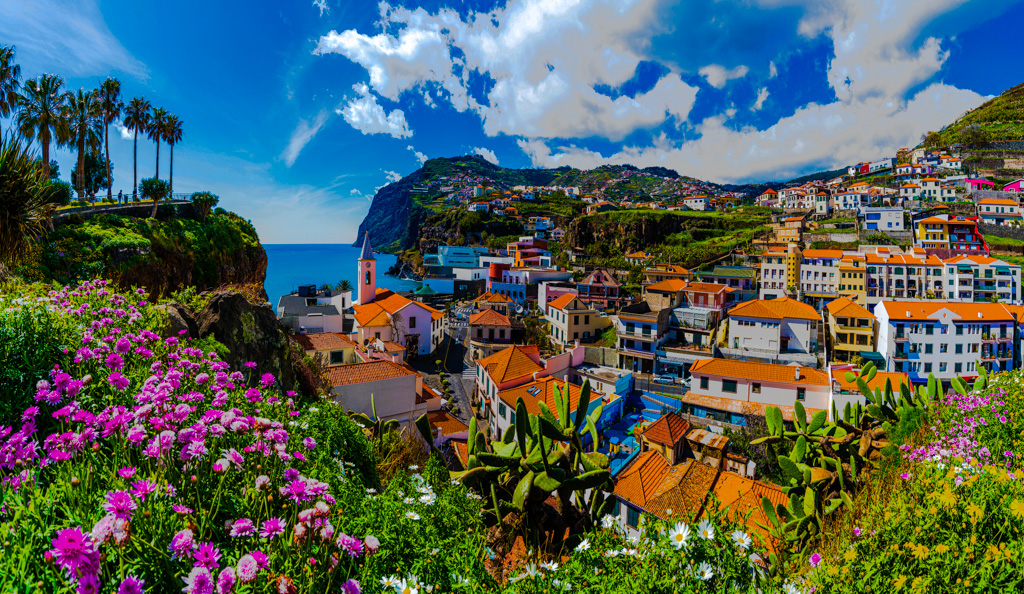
[263,244,420,307]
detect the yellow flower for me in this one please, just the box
[843,549,857,563]
[1010,500,1024,520]
[935,544,949,554]
[911,544,929,561]
[894,575,908,589]
[936,490,957,507]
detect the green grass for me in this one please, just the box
[984,234,1024,246]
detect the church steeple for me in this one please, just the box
[358,232,377,305]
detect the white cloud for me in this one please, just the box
[281,111,330,167]
[473,147,499,165]
[384,170,402,182]
[698,64,749,89]
[312,0,329,17]
[314,0,700,141]
[340,83,413,138]
[0,0,147,78]
[407,145,428,165]
[752,87,769,111]
[115,121,133,140]
[768,61,777,78]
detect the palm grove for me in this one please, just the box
[0,44,211,273]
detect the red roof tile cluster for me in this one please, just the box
[729,297,818,321]
[323,360,416,387]
[690,358,829,386]
[476,345,543,384]
[293,332,356,352]
[641,412,690,447]
[468,309,511,326]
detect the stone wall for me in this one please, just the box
[979,222,1024,242]
[583,346,618,367]
[974,190,1020,202]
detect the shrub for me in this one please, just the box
[139,177,169,201]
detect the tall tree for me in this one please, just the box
[65,88,103,198]
[163,114,183,196]
[15,74,70,180]
[148,107,168,179]
[0,45,21,118]
[96,77,121,200]
[123,97,151,196]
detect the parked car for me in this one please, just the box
[653,375,676,385]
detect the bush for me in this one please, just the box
[139,177,169,201]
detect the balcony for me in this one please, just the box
[893,351,908,360]
[617,329,658,340]
[661,341,713,356]
[894,334,908,342]
[617,345,656,359]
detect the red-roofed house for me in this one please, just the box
[324,360,434,424]
[723,298,819,366]
[545,294,610,347]
[467,308,513,358]
[577,268,625,309]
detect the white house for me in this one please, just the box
[276,285,351,334]
[862,207,905,232]
[684,196,710,211]
[723,297,819,365]
[977,198,1021,226]
[684,358,831,425]
[874,301,1016,384]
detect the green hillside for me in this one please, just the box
[932,81,1024,146]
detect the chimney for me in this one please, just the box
[794,367,801,381]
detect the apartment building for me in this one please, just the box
[799,249,844,310]
[874,301,1016,383]
[826,297,875,362]
[759,245,801,300]
[642,264,692,285]
[700,266,758,304]
[919,178,957,202]
[814,191,831,215]
[577,268,625,309]
[862,207,905,231]
[774,217,804,242]
[545,294,610,346]
[916,214,986,251]
[722,298,819,366]
[491,375,622,438]
[467,309,514,359]
[942,255,1020,303]
[616,302,671,374]
[684,358,830,425]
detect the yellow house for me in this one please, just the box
[544,293,610,346]
[826,297,875,363]
[838,255,867,305]
[293,332,358,366]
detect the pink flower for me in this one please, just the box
[336,533,364,558]
[193,542,221,569]
[117,575,145,594]
[244,361,257,369]
[852,527,862,537]
[130,479,157,502]
[808,552,822,567]
[341,580,361,594]
[103,490,137,520]
[250,550,270,570]
[49,526,100,576]
[236,554,258,584]
[364,535,380,555]
[303,437,317,451]
[230,519,255,538]
[260,373,276,388]
[105,352,124,370]
[259,517,285,539]
[216,567,236,594]
[169,529,195,559]
[173,504,194,515]
[118,466,137,479]
[108,372,130,391]
[899,472,911,481]
[183,567,214,594]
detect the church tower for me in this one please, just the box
[357,232,377,305]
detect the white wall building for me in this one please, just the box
[724,298,819,365]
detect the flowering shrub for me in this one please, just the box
[798,373,1024,593]
[0,281,786,593]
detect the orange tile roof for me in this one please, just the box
[831,369,909,394]
[760,188,778,194]
[646,460,719,522]
[708,473,787,555]
[783,216,803,222]
[826,296,874,319]
[381,340,406,353]
[690,358,829,386]
[802,249,844,259]
[475,291,513,304]
[468,309,511,326]
[682,282,728,294]
[323,360,416,387]
[646,264,690,274]
[613,450,670,509]
[641,412,690,447]
[354,289,442,326]
[682,391,823,422]
[477,344,543,384]
[878,301,1014,322]
[547,293,580,311]
[729,297,818,321]
[425,409,469,437]
[497,376,613,417]
[978,198,1020,206]
[625,250,654,258]
[293,332,356,352]
[646,278,688,292]
[943,255,1005,265]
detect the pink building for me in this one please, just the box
[966,178,996,192]
[1004,179,1024,193]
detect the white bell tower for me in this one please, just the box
[357,232,376,305]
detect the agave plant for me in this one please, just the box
[0,134,66,272]
[417,379,612,557]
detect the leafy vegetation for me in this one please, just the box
[928,81,1024,147]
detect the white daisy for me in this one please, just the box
[403,497,415,505]
[394,579,418,594]
[695,561,714,581]
[667,523,691,549]
[366,488,377,494]
[601,515,616,529]
[603,550,619,558]
[405,511,420,521]
[419,494,436,505]
[731,530,752,550]
[696,519,715,540]
[540,561,559,571]
[576,538,591,552]
[380,575,400,589]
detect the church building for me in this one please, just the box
[352,233,446,356]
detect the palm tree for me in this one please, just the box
[148,107,168,179]
[0,45,21,118]
[123,97,151,197]
[162,114,183,196]
[65,88,103,199]
[96,77,121,200]
[335,279,354,292]
[15,74,70,180]
[0,134,64,274]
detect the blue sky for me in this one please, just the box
[1,0,1021,243]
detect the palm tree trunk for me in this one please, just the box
[77,135,86,199]
[41,131,50,180]
[132,131,137,197]
[105,123,111,200]
[169,145,174,197]
[155,139,160,179]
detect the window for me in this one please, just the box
[499,402,507,418]
[722,380,738,393]
[956,326,964,336]
[925,344,933,354]
[365,271,371,285]
[940,343,947,353]
[329,350,345,365]
[700,377,709,390]
[612,498,621,517]
[627,506,640,528]
[925,325,933,335]
[797,388,806,401]
[955,363,962,373]
[925,363,932,373]
[374,332,381,339]
[955,344,963,354]
[409,316,416,329]
[752,383,761,394]
[940,362,947,372]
